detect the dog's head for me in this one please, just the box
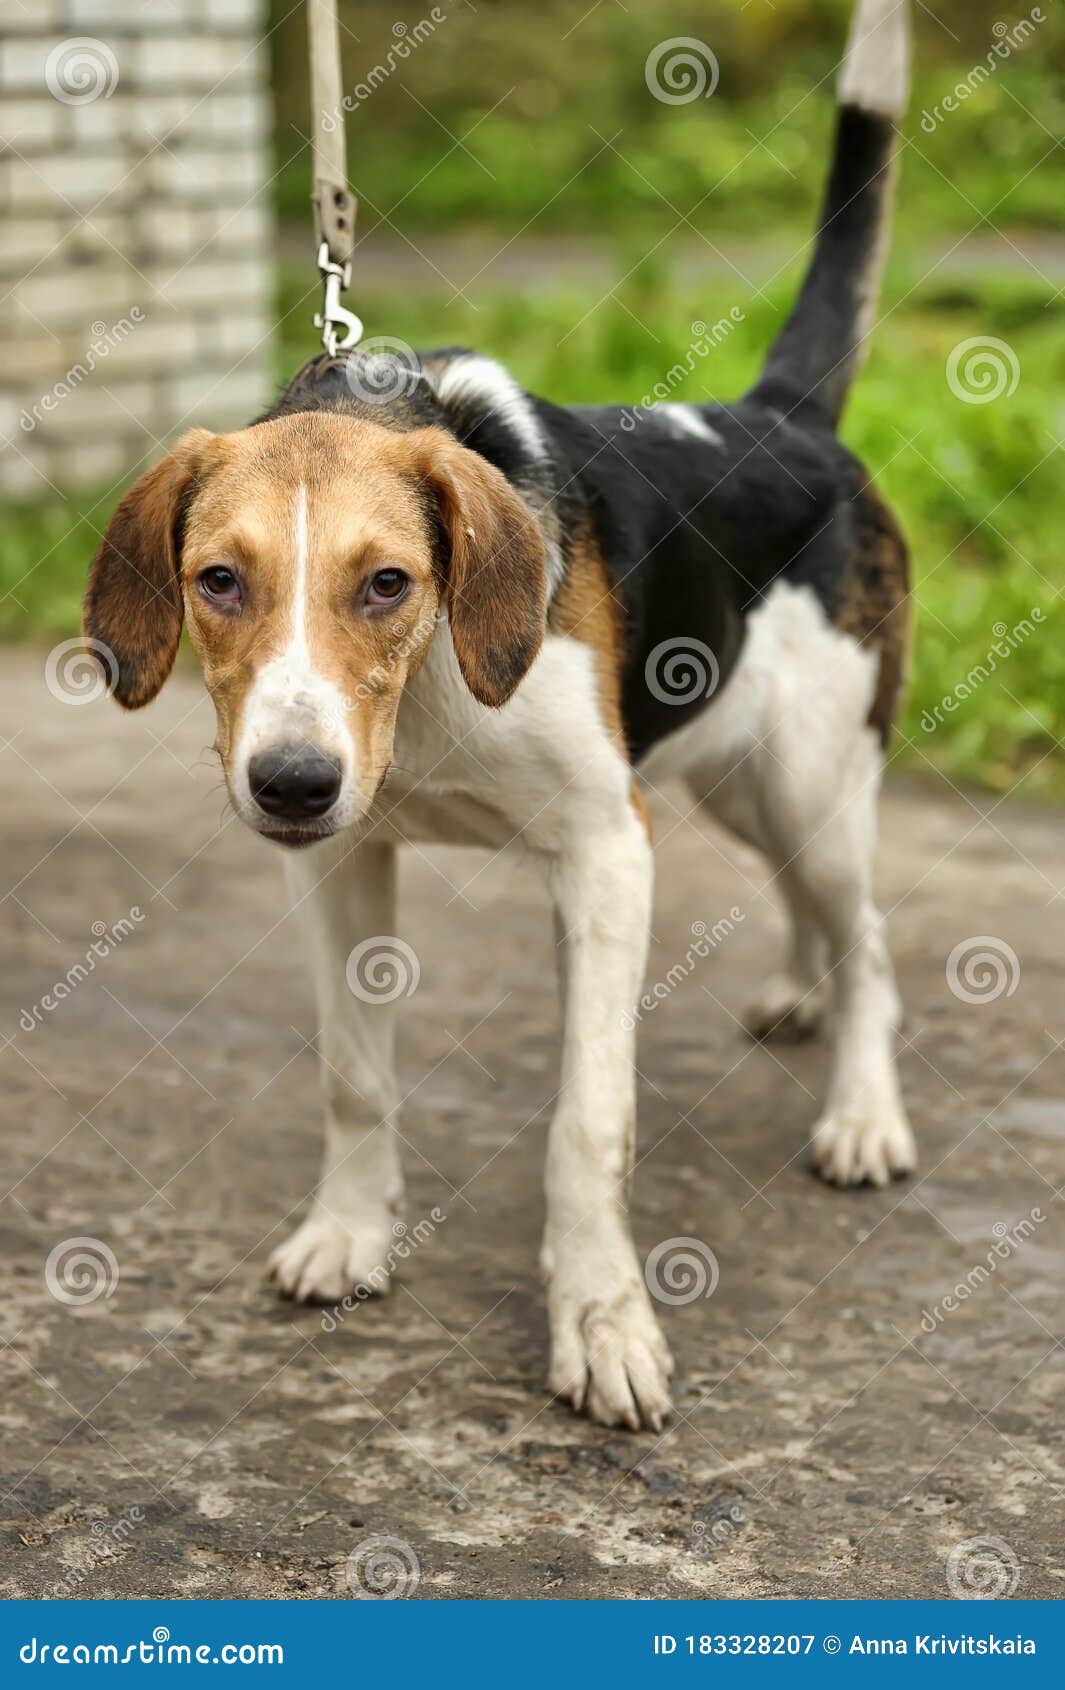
[83,411,547,846]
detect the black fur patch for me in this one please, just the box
[254,98,905,763]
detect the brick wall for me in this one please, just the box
[0,0,275,496]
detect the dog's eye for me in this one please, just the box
[199,565,242,608]
[366,568,409,607]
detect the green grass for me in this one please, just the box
[3,266,1062,797]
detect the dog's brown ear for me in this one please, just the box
[414,431,547,707]
[83,429,216,709]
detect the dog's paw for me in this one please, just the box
[744,975,827,1043]
[812,1108,916,1188]
[268,1212,394,1305]
[548,1285,674,1431]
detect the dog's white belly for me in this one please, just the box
[365,621,634,854]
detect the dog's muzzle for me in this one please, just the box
[248,742,342,825]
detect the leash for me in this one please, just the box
[308,0,363,356]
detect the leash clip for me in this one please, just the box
[314,242,363,357]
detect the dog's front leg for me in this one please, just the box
[542,806,674,1430]
[268,836,405,1305]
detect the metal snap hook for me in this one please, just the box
[314,242,363,357]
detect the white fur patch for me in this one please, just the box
[434,353,566,596]
[659,405,726,447]
[839,0,910,118]
[436,354,549,464]
[382,623,634,853]
[231,482,359,830]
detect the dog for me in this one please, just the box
[84,0,914,1430]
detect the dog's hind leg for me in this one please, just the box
[742,872,830,1044]
[679,586,914,1186]
[771,741,914,1188]
[682,763,829,1044]
[750,654,913,1187]
[268,835,406,1303]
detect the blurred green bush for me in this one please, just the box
[269,0,1064,241]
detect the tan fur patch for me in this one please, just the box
[548,528,651,837]
[548,524,659,843]
[833,479,911,745]
[549,525,628,752]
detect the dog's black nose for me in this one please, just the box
[249,745,342,822]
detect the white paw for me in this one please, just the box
[745,975,827,1043]
[268,1211,395,1305]
[548,1283,674,1431]
[812,1107,916,1188]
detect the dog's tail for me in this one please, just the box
[750,0,909,427]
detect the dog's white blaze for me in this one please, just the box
[292,478,309,652]
[232,481,356,826]
[839,0,910,117]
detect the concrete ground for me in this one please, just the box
[1,648,1062,1600]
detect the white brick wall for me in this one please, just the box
[0,0,275,496]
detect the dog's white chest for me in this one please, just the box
[377,625,632,853]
